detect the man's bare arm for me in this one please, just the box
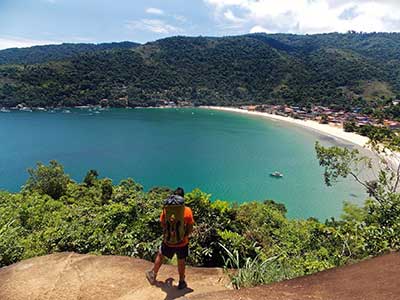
[185,224,193,237]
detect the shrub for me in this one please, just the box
[0,160,398,290]
[24,160,71,199]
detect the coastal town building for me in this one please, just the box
[246,104,398,132]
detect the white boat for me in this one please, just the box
[270,171,284,178]
[0,108,11,113]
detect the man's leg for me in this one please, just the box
[177,258,185,282]
[177,258,187,289]
[153,251,164,275]
[146,251,164,284]
[177,244,189,289]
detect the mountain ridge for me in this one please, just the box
[0,32,399,108]
[0,41,140,65]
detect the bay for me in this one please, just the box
[0,107,365,219]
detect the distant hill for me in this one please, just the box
[0,32,399,108]
[0,41,140,65]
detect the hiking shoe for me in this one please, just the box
[177,280,187,290]
[145,270,156,285]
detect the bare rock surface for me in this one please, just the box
[0,251,399,300]
[0,252,229,300]
[192,251,400,300]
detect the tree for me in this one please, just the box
[25,160,70,199]
[101,178,113,203]
[315,141,400,253]
[83,169,99,187]
[320,115,329,124]
[343,120,356,132]
[1,33,399,109]
[314,140,400,201]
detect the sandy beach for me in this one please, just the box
[201,106,370,148]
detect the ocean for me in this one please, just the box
[0,107,365,219]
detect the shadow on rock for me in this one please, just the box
[155,277,194,300]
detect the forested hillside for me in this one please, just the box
[0,32,399,108]
[0,41,140,65]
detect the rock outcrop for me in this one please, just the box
[193,252,400,300]
[0,251,399,300]
[0,252,229,300]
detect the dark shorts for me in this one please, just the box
[160,242,189,260]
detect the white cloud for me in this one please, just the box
[173,15,187,23]
[204,0,400,34]
[0,36,60,50]
[250,25,273,34]
[126,19,181,34]
[223,9,245,23]
[128,8,188,36]
[206,0,247,9]
[145,7,164,15]
[145,8,187,24]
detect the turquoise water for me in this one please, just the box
[0,107,365,219]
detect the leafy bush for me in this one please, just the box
[83,169,99,187]
[220,244,301,288]
[24,160,70,199]
[0,159,398,291]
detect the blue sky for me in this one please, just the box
[1,0,400,49]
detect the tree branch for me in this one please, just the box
[392,162,400,192]
[349,171,383,204]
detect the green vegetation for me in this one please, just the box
[0,139,399,288]
[1,31,398,288]
[221,246,295,289]
[0,42,139,65]
[0,32,399,109]
[315,141,400,255]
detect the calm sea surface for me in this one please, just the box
[0,107,365,219]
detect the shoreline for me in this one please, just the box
[201,106,370,148]
[202,106,400,174]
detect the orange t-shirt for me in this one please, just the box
[160,206,194,247]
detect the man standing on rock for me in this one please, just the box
[146,187,195,290]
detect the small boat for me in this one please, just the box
[270,171,283,178]
[0,108,11,113]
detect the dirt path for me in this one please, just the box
[0,252,399,300]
